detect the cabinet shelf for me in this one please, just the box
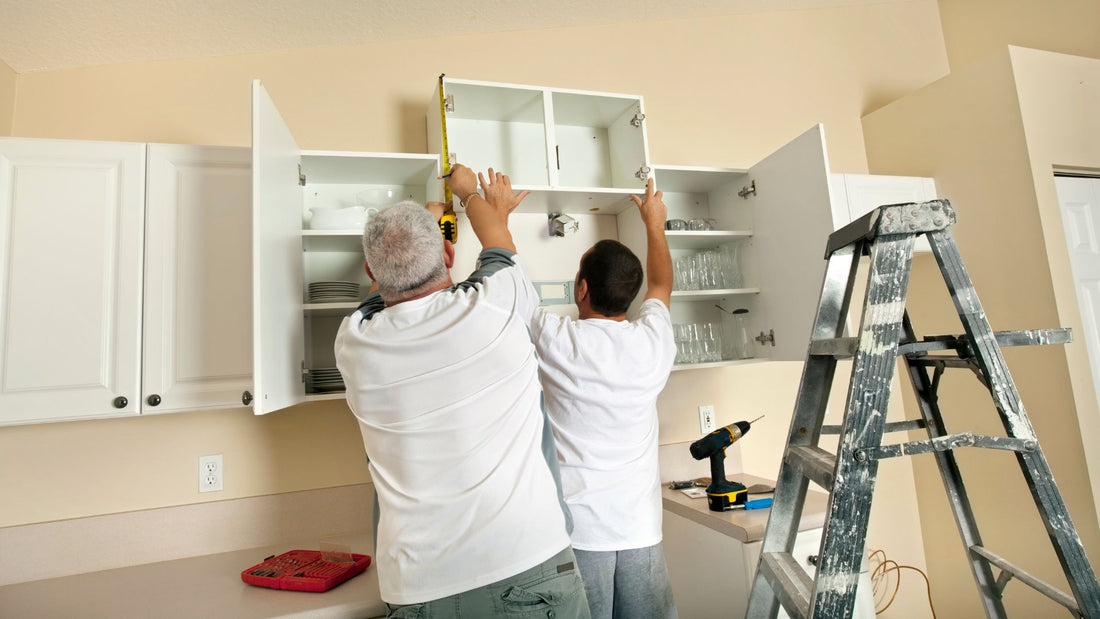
[304,302,360,315]
[666,230,752,250]
[305,392,346,402]
[671,358,766,372]
[301,230,363,252]
[671,288,760,302]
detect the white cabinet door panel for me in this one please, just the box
[748,125,836,361]
[0,138,145,424]
[251,80,306,415]
[144,144,252,413]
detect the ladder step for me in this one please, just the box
[866,432,1037,460]
[786,445,836,491]
[901,328,1073,357]
[808,337,858,358]
[970,545,1081,616]
[822,419,926,435]
[812,329,1072,360]
[759,552,812,619]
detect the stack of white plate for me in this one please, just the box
[307,281,360,303]
[308,367,345,392]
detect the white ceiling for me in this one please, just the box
[0,0,908,73]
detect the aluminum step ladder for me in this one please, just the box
[744,199,1100,618]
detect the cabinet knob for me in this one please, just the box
[113,396,128,409]
[241,391,253,406]
[146,394,162,407]
[807,554,819,566]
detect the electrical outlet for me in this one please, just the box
[198,454,223,493]
[699,405,716,434]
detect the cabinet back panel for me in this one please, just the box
[446,119,548,187]
[446,82,544,123]
[555,125,612,188]
[303,183,426,219]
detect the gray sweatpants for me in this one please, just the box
[384,546,590,618]
[573,543,678,619]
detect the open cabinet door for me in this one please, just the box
[748,124,836,361]
[251,79,306,415]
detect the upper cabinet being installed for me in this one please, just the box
[428,76,650,215]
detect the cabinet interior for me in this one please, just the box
[298,152,440,397]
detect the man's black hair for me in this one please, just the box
[578,239,644,316]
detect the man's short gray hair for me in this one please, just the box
[362,200,447,300]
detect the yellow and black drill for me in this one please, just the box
[689,415,764,512]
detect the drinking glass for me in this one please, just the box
[700,323,722,362]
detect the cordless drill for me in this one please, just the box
[689,415,763,512]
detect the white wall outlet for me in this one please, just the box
[198,454,223,493]
[699,405,716,434]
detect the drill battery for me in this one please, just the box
[706,479,747,512]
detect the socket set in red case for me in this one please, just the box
[241,549,372,592]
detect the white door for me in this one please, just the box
[1054,175,1100,420]
[251,80,307,415]
[144,144,253,413]
[746,125,837,361]
[0,138,145,424]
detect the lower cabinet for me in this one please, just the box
[662,510,876,618]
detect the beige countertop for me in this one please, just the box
[0,531,383,619]
[661,473,829,543]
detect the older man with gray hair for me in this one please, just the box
[335,164,590,618]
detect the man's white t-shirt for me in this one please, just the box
[335,249,571,604]
[531,298,676,551]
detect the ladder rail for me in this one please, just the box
[928,228,1100,616]
[808,232,916,617]
[746,242,864,618]
[902,312,1007,617]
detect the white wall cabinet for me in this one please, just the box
[428,79,840,367]
[0,138,146,424]
[0,138,252,425]
[250,80,440,415]
[829,172,938,252]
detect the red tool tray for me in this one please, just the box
[241,549,372,592]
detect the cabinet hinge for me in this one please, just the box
[635,165,652,181]
[630,112,646,128]
[738,180,757,199]
[299,165,306,186]
[444,94,455,113]
[755,329,776,347]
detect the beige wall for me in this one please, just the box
[0,4,949,613]
[862,47,1100,617]
[0,58,15,135]
[937,0,1100,71]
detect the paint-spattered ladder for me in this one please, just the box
[745,200,1100,618]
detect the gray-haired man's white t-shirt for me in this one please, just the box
[335,248,571,604]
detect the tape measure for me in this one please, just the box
[437,74,458,243]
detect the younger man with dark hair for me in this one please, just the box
[530,178,678,619]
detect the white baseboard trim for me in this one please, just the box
[0,483,374,586]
